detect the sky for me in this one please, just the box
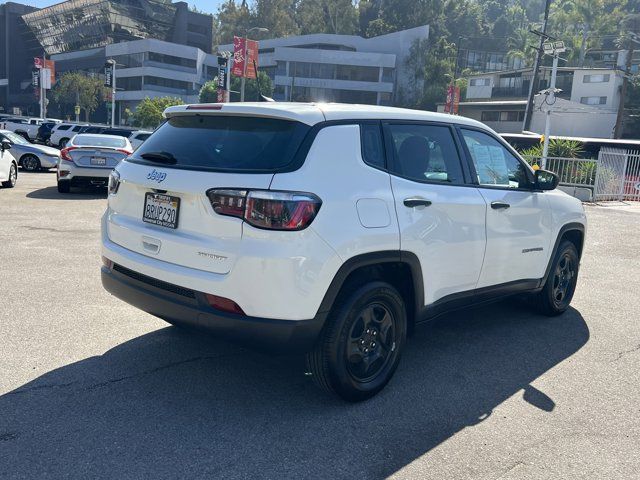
[1,0,224,15]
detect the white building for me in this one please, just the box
[450,67,624,138]
[218,26,429,105]
[52,38,220,123]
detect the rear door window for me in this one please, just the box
[132,115,310,172]
[385,123,464,184]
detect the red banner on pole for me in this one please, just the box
[444,85,460,114]
[231,36,246,77]
[245,39,258,79]
[452,86,460,114]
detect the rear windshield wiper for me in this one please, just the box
[140,151,178,164]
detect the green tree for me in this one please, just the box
[214,0,253,44]
[296,0,358,35]
[199,72,274,103]
[199,80,219,103]
[131,97,184,129]
[51,72,109,122]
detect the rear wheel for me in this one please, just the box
[534,240,579,316]
[57,180,70,193]
[21,154,41,172]
[306,281,407,402]
[59,138,69,148]
[1,163,17,188]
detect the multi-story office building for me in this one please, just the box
[1,0,214,116]
[218,26,429,106]
[0,2,41,115]
[449,66,624,138]
[51,38,219,124]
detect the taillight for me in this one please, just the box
[117,148,133,156]
[206,189,321,231]
[108,170,120,195]
[60,147,77,161]
[205,293,244,315]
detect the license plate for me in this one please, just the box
[91,157,107,166]
[143,193,180,229]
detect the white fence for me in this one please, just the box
[525,148,640,202]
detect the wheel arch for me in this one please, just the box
[540,222,586,288]
[19,152,39,165]
[316,251,424,334]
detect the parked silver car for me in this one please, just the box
[0,130,61,171]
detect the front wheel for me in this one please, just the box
[534,240,580,316]
[21,154,41,172]
[306,281,407,402]
[1,163,17,188]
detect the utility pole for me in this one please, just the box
[523,0,552,132]
[541,40,566,169]
[614,30,639,138]
[40,51,45,119]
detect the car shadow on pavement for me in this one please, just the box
[26,185,108,200]
[0,302,588,479]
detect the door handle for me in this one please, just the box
[491,201,510,210]
[403,197,432,208]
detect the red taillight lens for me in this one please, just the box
[205,293,245,315]
[117,148,133,156]
[207,189,247,218]
[245,191,321,230]
[206,189,322,231]
[60,147,76,161]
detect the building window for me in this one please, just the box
[118,76,143,90]
[580,96,607,105]
[500,111,523,122]
[481,111,500,121]
[583,74,610,83]
[481,111,524,122]
[470,78,490,87]
[144,76,190,91]
[148,52,196,69]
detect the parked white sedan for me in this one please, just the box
[0,136,18,188]
[0,130,61,171]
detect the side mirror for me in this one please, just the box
[0,140,11,152]
[535,169,559,191]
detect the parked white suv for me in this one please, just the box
[49,123,86,148]
[101,103,587,401]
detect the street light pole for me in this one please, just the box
[541,53,559,169]
[110,60,117,127]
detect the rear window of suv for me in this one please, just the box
[131,115,310,172]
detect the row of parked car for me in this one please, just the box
[0,115,152,193]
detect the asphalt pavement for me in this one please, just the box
[1,171,639,479]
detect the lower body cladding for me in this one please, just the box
[101,263,325,352]
[100,211,341,351]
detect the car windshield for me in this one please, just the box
[3,132,29,145]
[72,135,127,148]
[131,115,310,172]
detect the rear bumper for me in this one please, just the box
[101,264,326,352]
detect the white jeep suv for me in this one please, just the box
[101,103,586,401]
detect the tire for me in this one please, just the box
[2,163,17,188]
[59,138,69,148]
[534,240,580,316]
[305,281,407,402]
[57,180,70,193]
[21,154,41,172]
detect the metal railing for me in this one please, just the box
[523,149,640,203]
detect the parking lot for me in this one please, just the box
[1,171,639,479]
